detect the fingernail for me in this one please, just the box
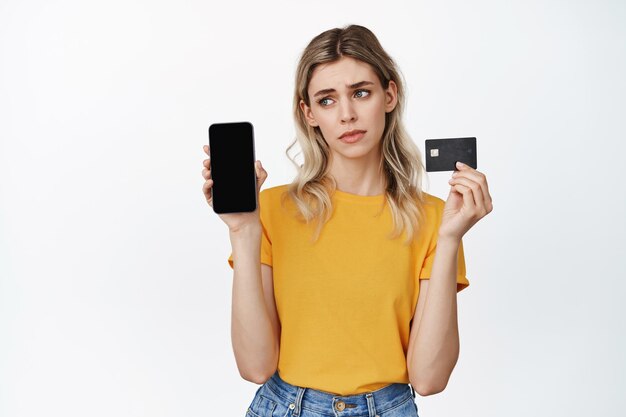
[456,161,465,168]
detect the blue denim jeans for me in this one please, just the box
[246,370,420,417]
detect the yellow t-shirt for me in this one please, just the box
[227,184,469,395]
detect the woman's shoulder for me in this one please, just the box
[420,191,445,210]
[260,184,291,201]
[419,192,447,229]
[259,184,293,209]
[261,183,290,195]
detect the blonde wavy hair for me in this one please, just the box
[283,24,427,245]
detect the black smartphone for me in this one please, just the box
[425,137,477,172]
[208,122,257,213]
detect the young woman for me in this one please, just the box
[202,24,492,417]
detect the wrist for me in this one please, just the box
[229,222,262,239]
[437,233,462,247]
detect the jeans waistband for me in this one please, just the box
[264,370,415,417]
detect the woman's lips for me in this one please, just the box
[339,131,366,143]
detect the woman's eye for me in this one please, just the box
[318,90,369,106]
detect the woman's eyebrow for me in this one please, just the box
[313,81,375,98]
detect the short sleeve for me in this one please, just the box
[419,237,470,292]
[227,191,273,270]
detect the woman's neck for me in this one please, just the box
[328,153,386,196]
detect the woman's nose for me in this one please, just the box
[339,101,357,123]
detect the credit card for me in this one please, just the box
[425,137,477,172]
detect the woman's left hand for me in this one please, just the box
[438,161,493,241]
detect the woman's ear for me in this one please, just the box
[300,99,319,127]
[384,80,398,113]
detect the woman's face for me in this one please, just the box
[300,56,397,162]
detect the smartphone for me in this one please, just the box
[425,137,477,172]
[208,122,257,213]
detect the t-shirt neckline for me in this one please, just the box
[332,188,386,204]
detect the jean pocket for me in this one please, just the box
[381,396,419,417]
[246,394,278,417]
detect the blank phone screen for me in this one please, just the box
[208,122,257,213]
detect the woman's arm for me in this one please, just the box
[406,236,461,396]
[408,161,493,395]
[230,225,280,383]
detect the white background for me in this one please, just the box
[1,0,625,416]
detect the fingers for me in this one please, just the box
[203,144,211,168]
[201,146,213,206]
[454,162,490,194]
[202,179,213,207]
[453,162,493,213]
[255,160,267,187]
[202,178,213,194]
[202,145,211,177]
[255,160,265,175]
[449,176,487,216]
[450,183,478,219]
[202,144,211,177]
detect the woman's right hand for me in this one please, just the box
[201,145,268,233]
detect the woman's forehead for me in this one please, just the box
[308,57,379,90]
